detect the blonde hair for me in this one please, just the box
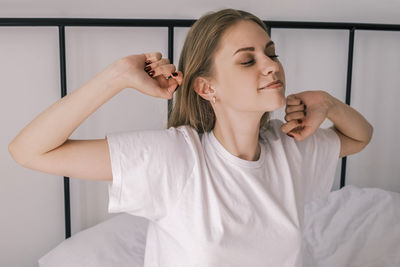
[167,8,271,135]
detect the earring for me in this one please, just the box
[210,85,216,104]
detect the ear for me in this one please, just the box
[194,77,214,102]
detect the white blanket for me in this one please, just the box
[39,185,400,267]
[303,185,400,267]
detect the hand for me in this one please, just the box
[115,52,183,99]
[281,90,330,141]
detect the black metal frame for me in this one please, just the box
[1,18,399,240]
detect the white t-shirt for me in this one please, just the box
[106,119,341,267]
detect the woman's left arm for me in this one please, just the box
[325,92,374,157]
[282,90,373,158]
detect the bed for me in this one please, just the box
[2,17,398,267]
[38,184,400,267]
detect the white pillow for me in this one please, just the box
[38,214,149,267]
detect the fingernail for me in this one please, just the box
[145,60,152,65]
[144,66,152,72]
[172,72,178,76]
[148,70,155,77]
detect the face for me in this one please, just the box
[211,20,286,113]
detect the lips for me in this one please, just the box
[259,80,282,90]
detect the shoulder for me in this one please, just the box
[112,124,199,141]
[170,125,202,148]
[160,125,204,159]
[106,125,201,156]
[173,124,200,139]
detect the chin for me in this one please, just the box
[270,94,286,109]
[255,91,286,111]
[259,103,283,113]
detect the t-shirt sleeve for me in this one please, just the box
[299,124,341,204]
[105,126,195,222]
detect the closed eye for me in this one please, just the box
[241,55,279,65]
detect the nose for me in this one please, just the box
[261,55,280,75]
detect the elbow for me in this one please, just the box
[365,123,374,144]
[8,142,28,166]
[8,142,17,159]
[8,142,20,164]
[360,124,374,149]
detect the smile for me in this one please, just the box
[258,82,283,90]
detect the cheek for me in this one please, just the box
[227,78,257,97]
[279,64,286,81]
[226,83,260,109]
[231,70,258,88]
[219,69,259,102]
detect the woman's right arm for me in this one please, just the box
[8,52,182,181]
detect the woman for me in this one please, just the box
[9,8,373,267]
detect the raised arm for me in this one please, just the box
[7,60,125,180]
[281,90,373,158]
[8,52,182,180]
[325,93,373,158]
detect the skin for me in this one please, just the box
[194,20,288,161]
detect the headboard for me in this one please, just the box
[1,17,399,240]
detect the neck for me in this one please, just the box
[212,118,261,162]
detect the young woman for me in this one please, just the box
[9,8,373,267]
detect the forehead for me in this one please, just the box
[218,20,271,54]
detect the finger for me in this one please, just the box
[150,70,183,99]
[171,70,183,85]
[285,104,306,114]
[145,62,176,78]
[163,70,183,84]
[146,58,170,69]
[152,77,178,99]
[143,51,162,64]
[281,120,300,134]
[167,81,180,95]
[290,125,315,141]
[284,111,305,122]
[144,58,168,77]
[155,64,177,79]
[158,72,181,95]
[286,95,302,106]
[166,71,184,92]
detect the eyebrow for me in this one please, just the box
[233,40,275,56]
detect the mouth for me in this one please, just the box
[258,80,283,90]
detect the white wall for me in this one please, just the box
[1,0,399,266]
[1,27,66,267]
[1,0,400,24]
